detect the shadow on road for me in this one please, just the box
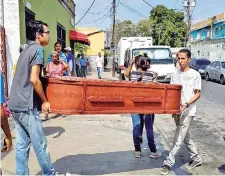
[50,150,163,175]
[43,126,65,138]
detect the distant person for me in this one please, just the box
[8,20,56,175]
[65,47,75,76]
[96,52,104,79]
[161,49,202,175]
[124,55,161,159]
[86,59,90,74]
[75,54,81,77]
[48,42,67,63]
[80,54,87,78]
[1,72,12,153]
[46,51,71,77]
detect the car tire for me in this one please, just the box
[220,75,225,85]
[205,73,210,81]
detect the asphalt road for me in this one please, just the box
[155,79,225,175]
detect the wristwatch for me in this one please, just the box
[185,103,190,108]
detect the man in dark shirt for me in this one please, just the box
[8,20,55,175]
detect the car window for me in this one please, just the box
[221,62,225,69]
[215,62,220,68]
[210,62,217,68]
[196,60,211,65]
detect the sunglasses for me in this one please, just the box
[43,31,50,35]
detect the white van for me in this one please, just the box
[128,46,175,83]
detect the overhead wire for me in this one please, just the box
[77,4,111,15]
[75,0,96,26]
[173,0,180,9]
[142,0,154,8]
[80,8,112,25]
[119,1,148,18]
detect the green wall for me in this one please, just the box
[19,0,74,63]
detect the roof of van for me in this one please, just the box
[131,45,171,49]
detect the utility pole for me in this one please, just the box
[111,0,116,77]
[183,0,196,45]
[187,0,191,42]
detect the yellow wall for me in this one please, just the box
[76,28,105,56]
[76,28,98,35]
[87,32,105,56]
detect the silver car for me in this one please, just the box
[205,60,225,85]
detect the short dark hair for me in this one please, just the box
[77,54,81,57]
[54,42,61,47]
[178,48,191,58]
[135,55,151,71]
[26,20,48,41]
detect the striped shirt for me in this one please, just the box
[130,71,155,82]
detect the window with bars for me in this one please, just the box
[57,23,66,50]
[25,8,35,41]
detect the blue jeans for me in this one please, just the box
[97,67,102,79]
[131,114,156,152]
[81,66,87,78]
[12,109,55,176]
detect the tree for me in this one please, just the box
[136,19,152,37]
[74,42,90,54]
[114,20,137,44]
[101,49,111,57]
[149,5,187,47]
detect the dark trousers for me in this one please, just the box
[76,65,81,77]
[80,66,87,78]
[131,114,156,152]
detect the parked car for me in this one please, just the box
[205,60,225,85]
[189,58,211,78]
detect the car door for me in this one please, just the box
[207,62,216,79]
[214,61,221,81]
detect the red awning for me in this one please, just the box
[69,30,90,45]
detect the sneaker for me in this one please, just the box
[186,159,202,170]
[160,165,171,175]
[150,151,162,158]
[135,151,141,158]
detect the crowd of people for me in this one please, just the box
[1,20,223,176]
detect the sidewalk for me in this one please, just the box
[1,70,221,175]
[1,114,171,175]
[87,67,119,80]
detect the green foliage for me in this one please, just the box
[74,42,90,54]
[115,20,137,44]
[114,5,187,47]
[101,49,111,57]
[150,5,187,47]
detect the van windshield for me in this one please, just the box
[132,48,173,64]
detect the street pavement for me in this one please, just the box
[1,70,225,175]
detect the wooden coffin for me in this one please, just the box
[45,77,182,115]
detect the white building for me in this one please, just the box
[0,0,20,94]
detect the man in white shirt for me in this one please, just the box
[161,49,202,175]
[96,52,104,79]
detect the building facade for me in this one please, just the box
[0,0,20,92]
[19,0,76,61]
[76,28,105,71]
[0,0,76,94]
[190,12,225,61]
